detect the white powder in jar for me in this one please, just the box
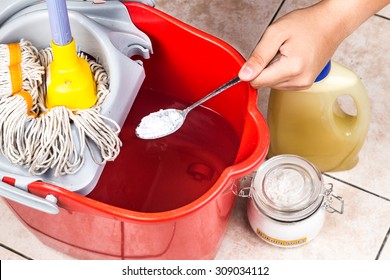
[263,168,310,210]
[136,109,184,139]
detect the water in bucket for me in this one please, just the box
[88,89,240,212]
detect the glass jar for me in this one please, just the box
[237,155,344,247]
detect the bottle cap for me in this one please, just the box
[314,61,331,82]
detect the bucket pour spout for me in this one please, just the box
[45,0,97,110]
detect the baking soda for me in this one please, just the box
[136,109,184,139]
[263,168,307,208]
[246,155,340,247]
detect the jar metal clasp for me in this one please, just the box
[232,173,256,198]
[322,183,344,214]
[233,175,345,215]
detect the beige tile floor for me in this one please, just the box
[0,0,389,260]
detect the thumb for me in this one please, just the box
[239,29,285,81]
[238,57,261,81]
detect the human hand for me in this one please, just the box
[238,2,348,90]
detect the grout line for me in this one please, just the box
[249,0,286,52]
[323,173,390,202]
[268,0,286,26]
[375,226,390,260]
[0,243,33,260]
[375,13,390,21]
[323,173,390,259]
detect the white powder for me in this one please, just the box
[263,168,309,209]
[136,109,184,139]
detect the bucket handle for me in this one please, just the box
[0,173,59,215]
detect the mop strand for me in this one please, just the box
[0,39,122,176]
[0,40,43,98]
[0,40,40,66]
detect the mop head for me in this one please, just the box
[0,39,121,176]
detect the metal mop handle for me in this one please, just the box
[46,0,72,46]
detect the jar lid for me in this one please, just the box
[252,155,324,222]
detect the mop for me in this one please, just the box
[0,0,122,176]
[0,40,43,98]
[0,40,44,167]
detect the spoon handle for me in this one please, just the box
[185,76,241,113]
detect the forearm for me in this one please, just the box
[321,0,390,38]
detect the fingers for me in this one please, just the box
[249,56,315,90]
[238,6,334,90]
[237,24,313,90]
[238,26,286,81]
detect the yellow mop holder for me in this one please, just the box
[46,39,97,110]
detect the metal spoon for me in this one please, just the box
[135,76,241,139]
[135,53,282,140]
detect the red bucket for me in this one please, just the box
[4,2,269,259]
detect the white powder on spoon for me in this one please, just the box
[136,109,184,139]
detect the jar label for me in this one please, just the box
[255,229,307,247]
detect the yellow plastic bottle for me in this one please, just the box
[267,61,370,172]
